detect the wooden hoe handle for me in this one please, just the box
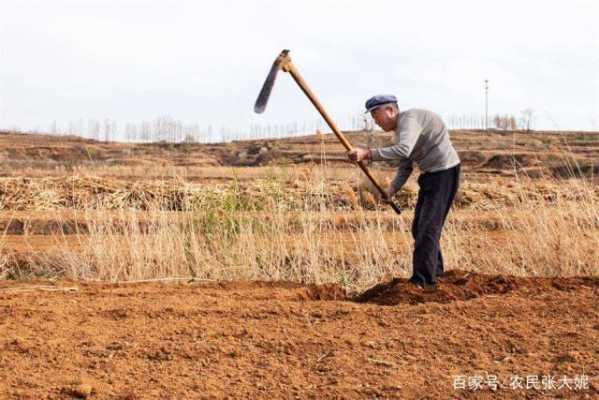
[279,53,402,214]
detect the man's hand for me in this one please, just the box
[347,147,371,163]
[382,186,397,204]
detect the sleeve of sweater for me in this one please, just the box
[370,113,423,161]
[390,159,413,194]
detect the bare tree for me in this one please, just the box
[493,114,518,130]
[519,109,535,132]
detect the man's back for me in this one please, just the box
[371,108,460,173]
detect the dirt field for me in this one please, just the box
[0,129,598,398]
[1,271,598,399]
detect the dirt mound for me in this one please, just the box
[456,150,486,166]
[354,270,599,305]
[233,143,284,166]
[482,153,539,169]
[551,162,599,178]
[303,282,348,300]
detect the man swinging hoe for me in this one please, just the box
[254,50,461,289]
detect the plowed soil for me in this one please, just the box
[1,271,597,399]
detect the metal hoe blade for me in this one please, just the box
[253,49,290,114]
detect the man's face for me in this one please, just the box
[370,105,398,132]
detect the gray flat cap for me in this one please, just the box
[365,94,398,113]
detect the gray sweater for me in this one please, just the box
[370,109,460,193]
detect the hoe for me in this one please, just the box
[254,49,401,214]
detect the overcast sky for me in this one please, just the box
[1,0,598,138]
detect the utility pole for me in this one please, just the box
[484,79,489,130]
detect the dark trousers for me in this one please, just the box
[410,164,460,286]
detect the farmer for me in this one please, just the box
[348,95,461,288]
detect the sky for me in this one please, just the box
[1,0,598,140]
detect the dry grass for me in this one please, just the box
[2,163,597,292]
[1,129,597,287]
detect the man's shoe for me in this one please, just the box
[409,277,437,290]
[414,282,437,291]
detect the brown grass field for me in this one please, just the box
[0,129,597,399]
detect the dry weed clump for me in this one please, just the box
[1,170,597,213]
